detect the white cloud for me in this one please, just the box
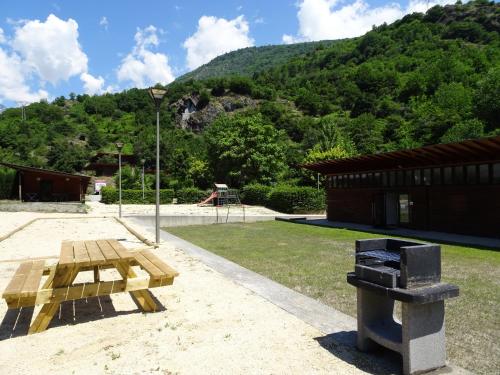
[0,47,48,103]
[0,14,107,102]
[12,14,88,85]
[80,72,105,95]
[254,17,265,25]
[283,0,456,43]
[183,15,254,70]
[100,16,109,31]
[117,26,175,88]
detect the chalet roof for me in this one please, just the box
[0,162,91,181]
[88,152,136,163]
[302,136,500,175]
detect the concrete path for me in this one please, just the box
[278,218,500,249]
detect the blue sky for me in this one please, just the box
[0,0,458,107]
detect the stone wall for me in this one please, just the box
[0,201,87,213]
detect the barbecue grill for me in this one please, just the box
[347,238,459,375]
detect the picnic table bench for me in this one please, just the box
[2,239,178,334]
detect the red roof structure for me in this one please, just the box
[302,136,500,175]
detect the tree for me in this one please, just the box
[205,113,287,187]
[47,140,88,173]
[440,119,484,143]
[474,67,500,130]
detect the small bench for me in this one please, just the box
[3,260,45,306]
[134,250,179,283]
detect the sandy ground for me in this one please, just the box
[0,212,366,375]
[86,201,279,217]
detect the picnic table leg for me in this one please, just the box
[93,266,100,282]
[28,266,80,334]
[115,262,157,312]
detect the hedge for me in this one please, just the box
[267,186,325,214]
[240,184,325,213]
[176,188,212,204]
[100,185,325,213]
[101,187,175,204]
[240,184,271,206]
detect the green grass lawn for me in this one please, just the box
[166,221,500,374]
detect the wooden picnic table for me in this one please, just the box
[2,239,178,334]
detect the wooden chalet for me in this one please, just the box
[0,162,90,202]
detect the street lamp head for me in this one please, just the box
[141,158,146,165]
[115,142,124,151]
[149,87,167,107]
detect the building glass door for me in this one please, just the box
[399,193,410,225]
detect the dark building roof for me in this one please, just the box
[302,136,500,175]
[0,162,91,180]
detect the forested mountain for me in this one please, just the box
[176,40,338,82]
[0,1,498,190]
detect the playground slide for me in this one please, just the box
[198,191,217,206]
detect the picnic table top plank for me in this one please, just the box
[96,240,121,262]
[134,252,164,279]
[84,240,106,265]
[140,250,179,277]
[59,241,75,267]
[73,241,91,267]
[107,239,134,260]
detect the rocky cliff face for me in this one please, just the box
[170,93,258,133]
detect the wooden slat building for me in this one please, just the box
[0,162,90,202]
[302,136,500,238]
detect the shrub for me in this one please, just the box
[197,91,210,109]
[100,187,175,204]
[240,184,271,206]
[228,76,254,95]
[0,167,15,199]
[176,188,211,204]
[267,186,325,214]
[100,186,117,204]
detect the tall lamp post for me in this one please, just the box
[115,142,124,218]
[149,87,167,244]
[141,158,146,200]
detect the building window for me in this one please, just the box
[405,170,413,186]
[366,173,373,186]
[349,174,354,187]
[361,173,367,187]
[443,167,452,185]
[338,175,343,187]
[389,171,396,186]
[479,164,489,184]
[382,172,388,186]
[423,169,431,186]
[397,170,404,186]
[414,169,422,185]
[493,163,500,184]
[466,165,477,184]
[332,176,337,188]
[433,168,442,185]
[354,174,360,187]
[454,166,464,184]
[374,172,381,186]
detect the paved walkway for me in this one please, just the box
[278,218,500,249]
